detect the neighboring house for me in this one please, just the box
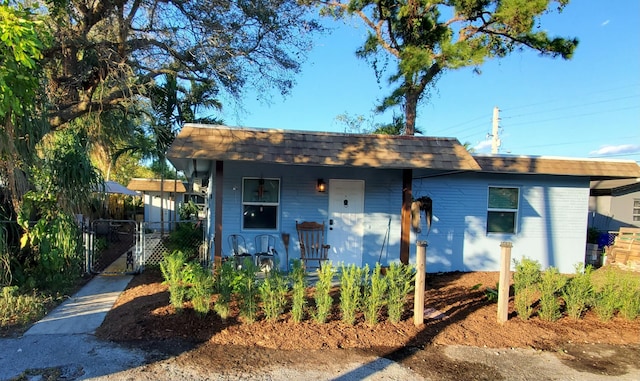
[167,124,640,273]
[588,178,640,232]
[127,178,187,231]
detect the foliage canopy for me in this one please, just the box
[317,0,578,134]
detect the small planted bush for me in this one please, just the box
[538,267,566,321]
[618,276,640,320]
[593,267,620,321]
[259,269,289,321]
[159,250,188,310]
[339,264,365,325]
[185,263,214,316]
[289,260,307,323]
[235,258,259,323]
[562,264,593,320]
[513,257,541,294]
[313,262,336,324]
[362,263,387,326]
[386,262,415,323]
[213,260,236,319]
[513,257,541,320]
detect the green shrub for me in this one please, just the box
[259,269,289,321]
[593,267,620,321]
[386,262,415,323]
[618,275,640,320]
[339,264,365,325]
[159,250,188,310]
[512,257,541,320]
[514,287,537,320]
[362,263,387,326]
[235,258,259,323]
[213,260,235,319]
[313,262,336,324]
[289,260,307,323]
[485,283,499,303]
[513,257,541,294]
[562,264,593,320]
[186,263,214,316]
[0,286,47,326]
[538,267,566,321]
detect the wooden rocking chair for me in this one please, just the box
[296,221,330,270]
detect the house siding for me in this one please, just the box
[413,173,590,274]
[207,162,403,270]
[205,161,591,274]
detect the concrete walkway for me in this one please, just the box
[0,273,147,381]
[25,274,133,335]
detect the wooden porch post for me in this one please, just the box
[214,160,224,268]
[400,168,412,264]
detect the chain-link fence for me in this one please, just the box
[139,220,209,268]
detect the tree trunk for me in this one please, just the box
[404,88,419,136]
[399,86,419,264]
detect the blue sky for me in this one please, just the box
[226,1,640,162]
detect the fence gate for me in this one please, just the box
[87,219,140,274]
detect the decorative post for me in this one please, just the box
[281,232,290,272]
[497,241,513,324]
[414,240,427,326]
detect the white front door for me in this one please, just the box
[327,179,365,267]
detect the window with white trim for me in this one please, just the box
[242,178,280,230]
[487,186,519,234]
[633,199,640,222]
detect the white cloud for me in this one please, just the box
[589,144,640,156]
[601,20,610,26]
[473,140,492,153]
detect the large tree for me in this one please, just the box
[318,0,578,263]
[0,3,49,213]
[320,0,578,135]
[30,0,320,129]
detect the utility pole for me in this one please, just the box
[491,106,501,154]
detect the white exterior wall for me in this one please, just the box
[143,191,179,231]
[413,173,590,274]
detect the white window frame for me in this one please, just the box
[633,198,640,222]
[487,186,520,234]
[241,177,280,231]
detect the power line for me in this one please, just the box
[503,105,640,128]
[500,83,640,113]
[502,94,640,120]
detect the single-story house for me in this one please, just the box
[167,124,640,273]
[127,178,187,231]
[588,178,640,233]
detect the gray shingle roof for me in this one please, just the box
[474,155,640,179]
[167,124,481,171]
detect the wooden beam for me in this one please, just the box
[400,168,412,264]
[214,161,224,267]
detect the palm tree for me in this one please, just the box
[114,73,223,235]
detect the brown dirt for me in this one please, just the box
[95,267,640,380]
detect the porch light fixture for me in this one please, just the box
[316,179,326,192]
